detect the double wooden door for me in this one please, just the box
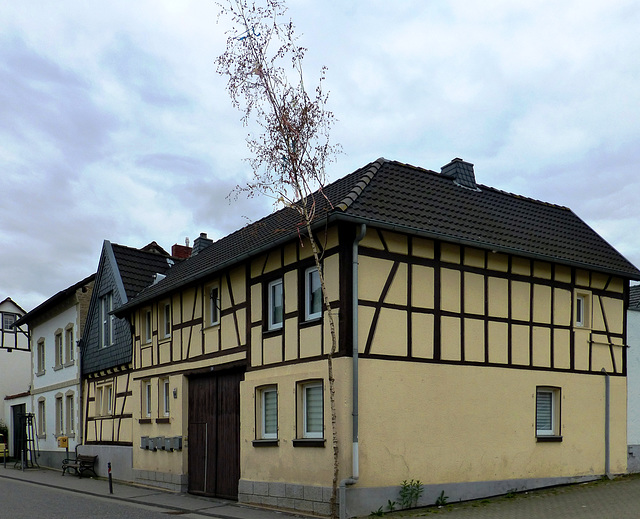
[188,369,244,499]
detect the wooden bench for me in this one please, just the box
[62,453,98,478]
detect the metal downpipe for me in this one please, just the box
[340,223,366,519]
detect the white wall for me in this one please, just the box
[30,303,83,458]
[627,308,640,444]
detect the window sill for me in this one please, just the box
[63,361,75,368]
[252,439,279,447]
[139,418,152,424]
[53,365,63,372]
[300,317,321,329]
[536,435,563,443]
[263,327,283,338]
[293,438,325,448]
[156,418,170,424]
[35,370,46,377]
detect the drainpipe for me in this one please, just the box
[601,368,612,479]
[340,224,366,519]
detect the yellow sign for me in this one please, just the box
[57,436,68,448]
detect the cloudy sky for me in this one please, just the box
[2,0,640,311]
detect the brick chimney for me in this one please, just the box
[191,232,213,256]
[171,242,192,259]
[440,158,479,190]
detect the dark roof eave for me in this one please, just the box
[114,226,307,317]
[14,273,96,327]
[115,209,640,318]
[328,213,640,281]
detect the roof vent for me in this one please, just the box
[440,158,479,191]
[191,232,213,256]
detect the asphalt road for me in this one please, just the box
[0,477,170,519]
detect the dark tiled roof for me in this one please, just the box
[14,274,95,326]
[116,158,640,314]
[111,244,176,300]
[630,285,640,310]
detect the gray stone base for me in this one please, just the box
[133,469,188,493]
[68,445,133,481]
[628,445,640,473]
[344,475,603,518]
[239,480,334,516]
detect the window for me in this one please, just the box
[162,301,171,339]
[268,279,284,330]
[2,312,16,331]
[536,387,561,438]
[144,309,152,343]
[301,381,323,439]
[54,331,63,368]
[258,386,278,439]
[36,339,45,374]
[209,286,220,326]
[96,387,104,416]
[161,378,170,417]
[575,291,591,328]
[305,267,322,320]
[100,292,114,347]
[37,399,46,437]
[106,385,114,415]
[55,395,63,436]
[98,384,113,416]
[65,325,74,364]
[144,381,152,417]
[66,394,75,434]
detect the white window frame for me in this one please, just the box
[65,325,74,364]
[144,381,152,418]
[66,393,75,435]
[36,338,45,374]
[162,301,171,339]
[106,385,114,415]
[536,387,561,437]
[100,292,114,348]
[302,381,323,439]
[574,291,591,328]
[37,399,46,438]
[2,312,16,331]
[209,286,220,326]
[305,267,322,321]
[55,395,64,436]
[268,278,284,330]
[54,330,63,368]
[259,386,278,440]
[161,378,170,417]
[144,308,152,344]
[96,387,104,416]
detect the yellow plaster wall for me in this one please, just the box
[239,359,353,486]
[357,360,626,487]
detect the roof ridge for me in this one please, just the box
[480,185,570,211]
[335,157,387,212]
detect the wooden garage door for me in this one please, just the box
[188,369,244,499]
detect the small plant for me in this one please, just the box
[435,490,448,506]
[386,500,396,512]
[399,479,424,509]
[369,507,384,517]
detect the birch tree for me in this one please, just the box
[216,1,341,516]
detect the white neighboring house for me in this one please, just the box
[13,275,94,468]
[628,285,640,472]
[1,297,30,456]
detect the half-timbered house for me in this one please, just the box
[80,240,178,478]
[115,158,640,517]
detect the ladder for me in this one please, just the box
[15,413,39,470]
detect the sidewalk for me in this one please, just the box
[3,463,640,519]
[0,463,307,519]
[382,474,640,519]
